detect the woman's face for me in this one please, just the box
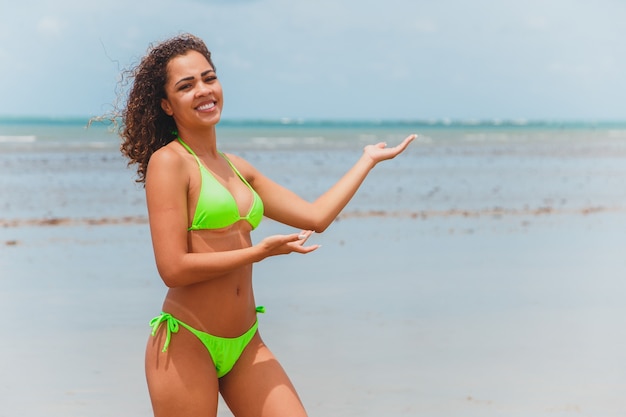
[160,50,223,130]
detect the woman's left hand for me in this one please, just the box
[363,134,416,164]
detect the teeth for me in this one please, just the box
[197,102,215,111]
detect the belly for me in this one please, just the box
[161,222,258,337]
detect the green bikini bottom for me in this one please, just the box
[149,306,265,378]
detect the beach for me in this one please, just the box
[1,119,626,416]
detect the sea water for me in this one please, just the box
[2,117,626,416]
[2,117,626,223]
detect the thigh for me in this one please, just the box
[219,333,308,417]
[145,325,220,417]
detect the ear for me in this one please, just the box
[161,98,174,116]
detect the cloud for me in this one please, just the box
[0,0,625,119]
[37,16,65,37]
[525,15,549,30]
[187,0,260,4]
[412,19,438,34]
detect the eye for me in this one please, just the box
[178,83,192,91]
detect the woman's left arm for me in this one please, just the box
[231,134,416,232]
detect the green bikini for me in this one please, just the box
[149,137,265,378]
[176,137,264,231]
[150,307,266,378]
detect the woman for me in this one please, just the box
[119,33,415,417]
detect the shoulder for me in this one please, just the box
[148,142,189,173]
[146,143,190,188]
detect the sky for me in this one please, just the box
[0,0,624,121]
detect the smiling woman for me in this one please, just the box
[119,35,219,183]
[114,33,414,417]
[159,53,223,134]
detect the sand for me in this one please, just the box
[1,137,626,416]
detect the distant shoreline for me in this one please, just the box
[1,204,621,231]
[2,116,626,129]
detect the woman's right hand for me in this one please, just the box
[257,230,320,258]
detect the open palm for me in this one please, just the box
[363,134,416,164]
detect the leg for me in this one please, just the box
[145,324,220,417]
[219,332,308,417]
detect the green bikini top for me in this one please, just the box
[178,138,264,231]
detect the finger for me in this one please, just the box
[398,134,417,148]
[292,243,321,254]
[390,134,417,153]
[297,230,314,242]
[283,231,311,249]
[282,233,305,245]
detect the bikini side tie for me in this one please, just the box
[150,312,179,352]
[149,307,264,353]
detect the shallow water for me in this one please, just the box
[1,119,626,416]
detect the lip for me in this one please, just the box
[195,100,217,112]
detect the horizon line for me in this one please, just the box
[1,115,626,128]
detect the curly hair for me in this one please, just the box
[119,33,215,183]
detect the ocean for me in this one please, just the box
[2,117,626,223]
[1,117,626,416]
[3,117,626,152]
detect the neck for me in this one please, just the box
[175,125,219,157]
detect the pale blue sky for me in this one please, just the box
[0,0,624,120]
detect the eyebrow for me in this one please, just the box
[174,69,216,87]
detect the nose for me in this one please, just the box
[195,82,212,97]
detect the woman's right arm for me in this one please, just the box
[145,148,317,288]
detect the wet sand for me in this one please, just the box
[2,213,625,416]
[1,139,626,416]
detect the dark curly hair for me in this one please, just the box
[119,33,215,183]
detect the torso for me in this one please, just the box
[160,141,260,337]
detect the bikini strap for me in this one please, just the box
[177,137,204,167]
[149,307,264,353]
[220,152,255,188]
[149,312,179,353]
[178,136,255,191]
